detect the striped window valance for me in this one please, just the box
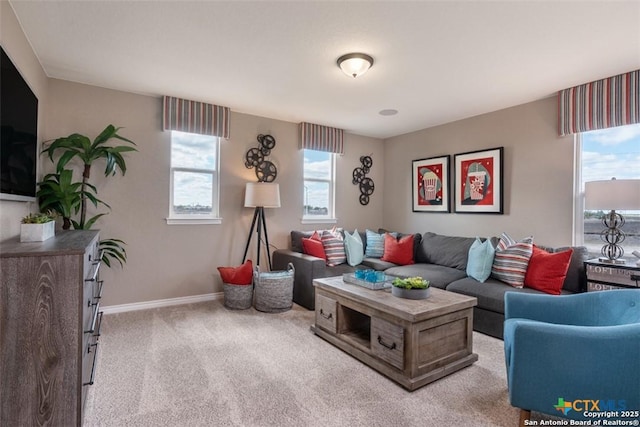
[163,96,230,139]
[558,70,639,136]
[299,122,344,154]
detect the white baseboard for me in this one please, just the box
[102,292,224,314]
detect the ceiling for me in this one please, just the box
[9,0,640,139]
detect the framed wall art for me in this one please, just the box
[412,155,450,212]
[454,147,503,214]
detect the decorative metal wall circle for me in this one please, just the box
[245,147,263,168]
[360,177,374,195]
[245,134,278,182]
[256,160,277,182]
[352,155,374,205]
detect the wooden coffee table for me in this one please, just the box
[311,276,478,391]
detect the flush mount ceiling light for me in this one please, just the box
[337,53,374,78]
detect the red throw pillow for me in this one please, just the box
[217,260,253,285]
[302,231,326,260]
[381,233,414,265]
[524,246,573,295]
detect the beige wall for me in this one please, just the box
[382,97,576,246]
[44,79,384,306]
[0,1,49,240]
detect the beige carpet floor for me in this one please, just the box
[84,300,523,426]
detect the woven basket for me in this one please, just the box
[254,263,295,313]
[223,283,253,310]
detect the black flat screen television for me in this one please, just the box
[1,45,39,201]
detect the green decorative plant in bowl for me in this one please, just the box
[20,212,57,242]
[391,276,431,300]
[21,212,56,224]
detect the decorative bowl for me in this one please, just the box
[391,286,431,300]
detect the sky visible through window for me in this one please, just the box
[581,123,640,256]
[171,131,217,211]
[582,124,640,182]
[304,149,332,215]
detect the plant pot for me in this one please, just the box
[391,286,431,300]
[20,221,55,242]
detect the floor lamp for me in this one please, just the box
[242,182,281,270]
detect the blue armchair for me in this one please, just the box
[504,290,640,424]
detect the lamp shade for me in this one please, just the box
[244,182,281,208]
[337,53,373,78]
[585,179,640,210]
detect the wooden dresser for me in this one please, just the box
[0,230,103,426]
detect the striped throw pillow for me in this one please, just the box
[365,229,385,258]
[321,229,347,266]
[491,233,534,288]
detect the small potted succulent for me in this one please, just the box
[20,212,56,242]
[391,276,431,300]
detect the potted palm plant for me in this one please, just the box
[37,169,107,230]
[38,124,136,267]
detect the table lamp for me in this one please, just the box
[584,178,640,264]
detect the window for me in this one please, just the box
[576,123,640,256]
[303,149,336,222]
[167,130,220,224]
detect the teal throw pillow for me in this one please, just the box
[466,237,495,283]
[365,229,385,258]
[344,229,364,267]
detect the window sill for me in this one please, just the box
[301,218,338,225]
[166,217,222,225]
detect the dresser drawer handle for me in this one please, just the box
[85,261,101,282]
[377,335,396,350]
[631,274,640,282]
[83,341,99,386]
[84,303,101,334]
[319,309,333,320]
[95,280,104,300]
[94,311,103,338]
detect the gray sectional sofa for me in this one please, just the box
[272,230,588,339]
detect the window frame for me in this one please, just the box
[166,131,221,225]
[302,149,337,224]
[573,133,584,247]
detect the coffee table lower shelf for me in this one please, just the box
[312,277,478,391]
